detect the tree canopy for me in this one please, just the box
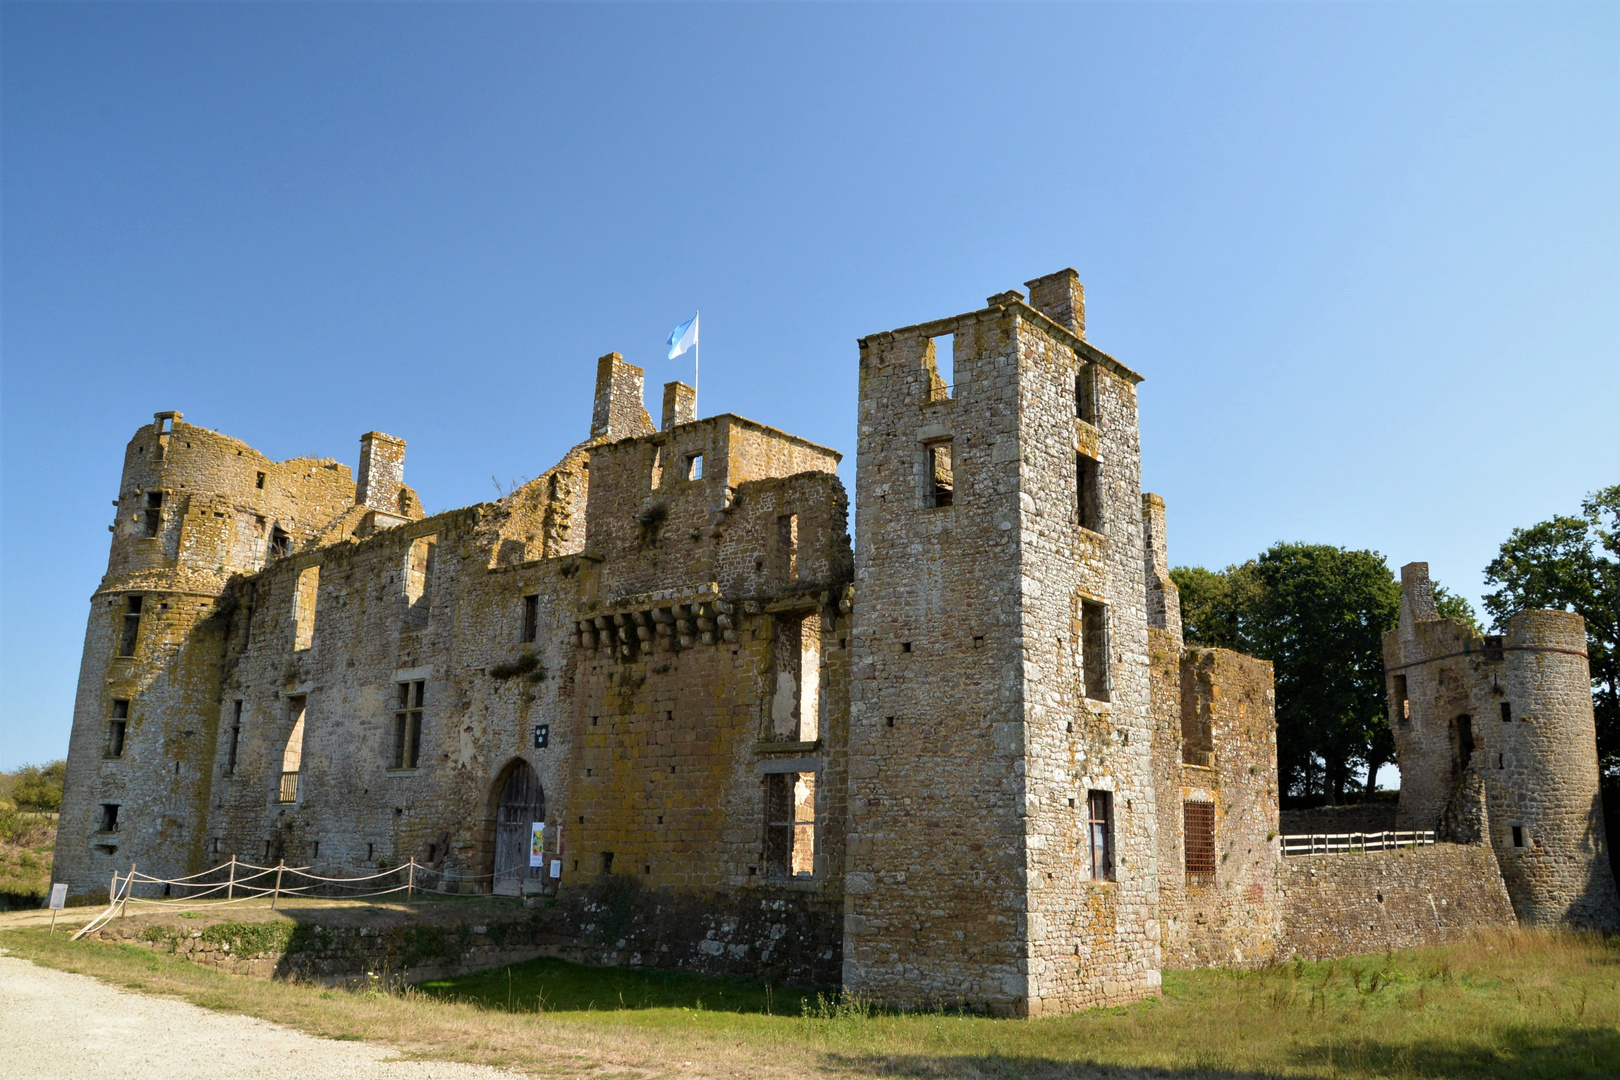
[1483,485,1619,775]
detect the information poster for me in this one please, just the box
[529,821,546,867]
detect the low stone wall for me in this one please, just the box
[88,877,842,988]
[1280,842,1514,960]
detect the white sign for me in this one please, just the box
[550,859,562,878]
[529,822,546,868]
[49,883,68,910]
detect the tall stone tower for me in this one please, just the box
[845,271,1161,1015]
[53,412,405,895]
[1386,563,1620,930]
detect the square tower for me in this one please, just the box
[845,274,1160,1015]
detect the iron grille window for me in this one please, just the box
[392,680,424,769]
[1185,801,1216,878]
[1087,791,1113,881]
[764,771,817,877]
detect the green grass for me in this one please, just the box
[2,924,1616,1078]
[0,811,55,911]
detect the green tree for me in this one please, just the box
[1433,584,1482,637]
[10,761,66,813]
[1174,545,1414,801]
[1483,485,1619,775]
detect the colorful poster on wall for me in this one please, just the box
[530,821,546,867]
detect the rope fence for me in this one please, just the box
[65,856,539,940]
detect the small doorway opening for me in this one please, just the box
[492,761,545,896]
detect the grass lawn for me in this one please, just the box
[0,813,55,911]
[2,924,1616,1078]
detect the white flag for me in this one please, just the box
[667,312,698,360]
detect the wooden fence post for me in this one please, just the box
[272,859,284,909]
[407,858,416,902]
[226,855,236,901]
[118,862,137,918]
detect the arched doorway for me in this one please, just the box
[492,761,545,896]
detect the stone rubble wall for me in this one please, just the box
[1279,843,1516,959]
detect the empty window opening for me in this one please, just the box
[279,696,306,803]
[685,453,703,481]
[108,700,130,758]
[777,514,799,579]
[770,613,821,741]
[403,535,437,628]
[1456,714,1475,772]
[310,840,320,859]
[521,595,539,643]
[1081,599,1110,701]
[142,492,164,537]
[366,842,376,862]
[1482,635,1505,662]
[928,334,954,401]
[392,680,424,769]
[1180,667,1213,766]
[1087,791,1114,881]
[1500,701,1512,723]
[269,527,291,559]
[118,596,143,657]
[600,851,614,874]
[1511,825,1525,848]
[926,441,954,508]
[1076,366,1097,424]
[210,838,222,856]
[293,566,320,651]
[765,771,816,877]
[1394,674,1410,725]
[255,471,266,489]
[425,842,435,863]
[1185,801,1216,879]
[900,641,912,653]
[98,803,120,833]
[226,700,243,776]
[650,445,664,490]
[1077,453,1102,532]
[1497,753,1505,770]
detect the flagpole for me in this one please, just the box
[694,311,699,414]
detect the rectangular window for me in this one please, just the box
[1394,674,1410,725]
[404,536,436,628]
[928,334,954,401]
[1457,714,1474,771]
[142,492,164,537]
[765,771,816,877]
[520,594,539,643]
[98,804,120,833]
[777,514,799,580]
[293,566,320,651]
[108,700,130,758]
[392,680,424,769]
[770,613,820,741]
[226,700,243,775]
[1081,599,1110,701]
[926,441,954,508]
[1184,801,1216,879]
[686,453,703,480]
[1500,701,1512,723]
[117,596,143,656]
[1077,453,1102,532]
[1511,824,1525,848]
[255,471,266,489]
[1087,791,1113,881]
[650,445,664,490]
[269,527,291,559]
[1076,366,1097,424]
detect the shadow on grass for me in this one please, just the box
[819,1057,1271,1079]
[416,952,822,1014]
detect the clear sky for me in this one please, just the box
[2,2,1615,770]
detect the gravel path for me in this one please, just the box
[0,953,531,1080]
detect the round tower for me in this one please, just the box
[1485,609,1620,930]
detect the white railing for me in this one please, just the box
[1279,830,1435,857]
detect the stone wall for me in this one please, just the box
[1280,843,1516,959]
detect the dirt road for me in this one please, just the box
[0,952,530,1080]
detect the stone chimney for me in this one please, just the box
[1398,562,1439,639]
[1024,268,1085,337]
[662,381,696,430]
[1142,493,1183,648]
[590,353,656,441]
[356,432,406,512]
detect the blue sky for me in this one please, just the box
[3,2,1615,770]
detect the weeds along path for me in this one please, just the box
[0,953,531,1080]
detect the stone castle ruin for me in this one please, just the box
[56,271,1618,1014]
